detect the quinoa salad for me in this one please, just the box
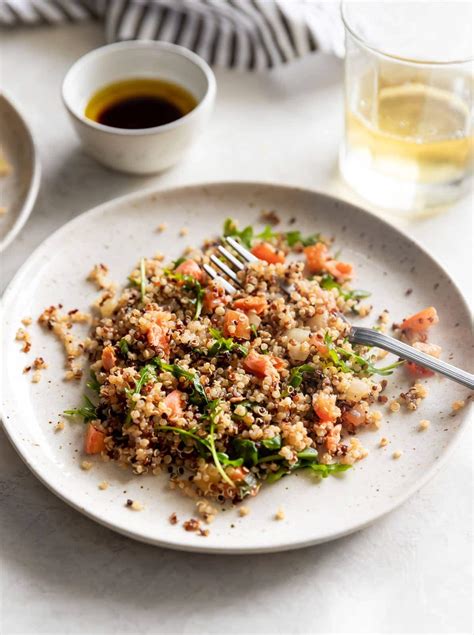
[46,217,443,504]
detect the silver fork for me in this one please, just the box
[204,236,474,390]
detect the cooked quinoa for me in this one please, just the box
[61,218,442,504]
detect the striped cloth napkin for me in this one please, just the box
[1,0,344,70]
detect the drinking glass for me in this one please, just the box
[339,1,473,215]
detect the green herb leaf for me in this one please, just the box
[124,364,157,425]
[165,271,204,319]
[288,363,315,389]
[64,394,97,423]
[223,217,254,249]
[86,371,100,393]
[307,463,352,478]
[336,346,404,376]
[155,425,211,451]
[203,401,235,487]
[232,438,259,466]
[262,435,282,451]
[172,256,186,269]
[296,447,319,462]
[118,338,129,356]
[208,328,248,357]
[320,274,371,302]
[323,333,352,373]
[128,275,140,288]
[216,452,244,467]
[266,467,289,483]
[256,225,277,241]
[285,231,321,247]
[154,358,208,406]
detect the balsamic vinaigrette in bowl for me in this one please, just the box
[85,78,198,129]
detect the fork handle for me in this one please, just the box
[350,326,474,390]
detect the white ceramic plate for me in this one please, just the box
[1,183,471,553]
[0,93,41,253]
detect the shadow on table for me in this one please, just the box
[1,425,357,612]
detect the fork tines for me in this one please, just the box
[204,236,257,293]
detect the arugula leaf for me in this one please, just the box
[232,438,259,466]
[288,364,315,389]
[256,225,277,241]
[202,400,235,487]
[265,460,351,483]
[155,424,211,451]
[165,271,204,319]
[140,258,147,303]
[323,333,402,376]
[262,435,282,451]
[285,231,321,247]
[324,333,352,373]
[124,364,157,425]
[64,394,97,422]
[118,338,129,356]
[320,274,371,302]
[295,447,319,462]
[216,452,244,467]
[335,346,404,376]
[266,467,288,483]
[223,218,254,249]
[208,328,248,357]
[172,256,186,269]
[307,463,352,478]
[128,275,140,288]
[86,371,100,393]
[157,401,238,485]
[153,358,208,406]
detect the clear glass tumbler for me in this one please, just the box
[339,1,473,215]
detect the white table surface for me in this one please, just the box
[1,22,472,635]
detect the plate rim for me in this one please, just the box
[1,181,471,553]
[0,92,42,253]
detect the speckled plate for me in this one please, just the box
[0,93,41,253]
[0,183,471,553]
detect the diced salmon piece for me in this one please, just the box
[175,259,205,283]
[305,243,329,273]
[101,345,116,371]
[84,423,106,454]
[310,334,329,356]
[270,355,287,371]
[326,260,354,281]
[304,243,353,281]
[243,350,278,379]
[203,286,229,312]
[233,296,268,315]
[401,307,439,333]
[153,310,171,326]
[313,392,341,423]
[163,390,185,420]
[227,466,248,482]
[406,362,435,377]
[223,309,251,340]
[147,323,169,353]
[251,242,285,264]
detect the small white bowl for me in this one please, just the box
[62,41,216,174]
